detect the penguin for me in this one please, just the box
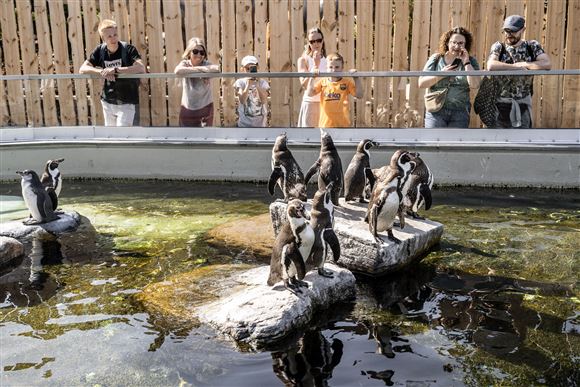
[304,129,343,206]
[307,183,340,278]
[41,158,64,211]
[366,150,417,244]
[16,170,58,225]
[401,153,433,219]
[268,134,307,202]
[268,199,315,293]
[344,139,379,203]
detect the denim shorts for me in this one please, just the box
[424,105,470,128]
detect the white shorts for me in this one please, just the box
[297,100,320,127]
[101,100,136,126]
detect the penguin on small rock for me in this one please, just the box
[305,129,343,206]
[344,139,379,203]
[17,170,59,225]
[401,153,433,219]
[268,134,307,202]
[41,158,64,211]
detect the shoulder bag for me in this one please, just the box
[424,55,448,113]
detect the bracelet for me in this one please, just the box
[463,62,471,66]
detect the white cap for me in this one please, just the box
[241,55,258,67]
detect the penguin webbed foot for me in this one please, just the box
[23,218,42,225]
[317,267,334,278]
[283,280,302,294]
[292,278,309,289]
[358,197,368,204]
[409,211,424,220]
[387,230,402,244]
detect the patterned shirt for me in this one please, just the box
[489,40,545,99]
[313,77,357,128]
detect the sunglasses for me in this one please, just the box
[502,29,519,35]
[309,38,323,44]
[191,49,206,56]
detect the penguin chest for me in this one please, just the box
[296,225,315,263]
[21,182,43,220]
[54,177,62,196]
[376,190,399,231]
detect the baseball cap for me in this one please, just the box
[241,55,259,67]
[503,15,525,32]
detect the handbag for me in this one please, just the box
[474,75,501,127]
[424,88,449,113]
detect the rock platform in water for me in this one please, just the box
[196,263,355,349]
[270,199,444,276]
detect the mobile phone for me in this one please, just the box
[249,66,257,73]
[452,58,462,67]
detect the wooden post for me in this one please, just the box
[525,0,544,127]
[128,0,150,126]
[338,0,355,125]
[290,0,305,127]
[321,0,338,54]
[562,0,580,127]
[113,0,129,41]
[374,0,393,128]
[505,0,524,18]
[355,1,373,128]
[236,0,254,59]
[468,0,487,128]
[146,0,168,126]
[0,41,8,125]
[82,0,104,125]
[68,1,90,126]
[392,0,410,121]
[163,0,185,126]
[205,0,222,126]
[269,0,292,127]
[409,0,430,127]
[221,0,237,127]
[99,0,113,20]
[306,0,320,30]
[184,0,205,40]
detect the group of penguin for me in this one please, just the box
[16,159,65,225]
[266,129,433,293]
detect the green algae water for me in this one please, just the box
[0,180,578,386]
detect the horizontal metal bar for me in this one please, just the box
[0,69,578,81]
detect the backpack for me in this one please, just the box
[100,41,142,87]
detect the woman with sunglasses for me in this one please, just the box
[174,37,219,127]
[297,27,327,127]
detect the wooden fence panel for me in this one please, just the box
[430,0,446,52]
[525,0,544,127]
[374,0,393,128]
[16,0,43,126]
[48,1,76,125]
[541,0,566,128]
[337,0,354,124]
[505,0,524,17]
[468,0,486,127]
[392,0,410,120]
[81,0,103,125]
[146,0,167,126]
[184,0,205,41]
[306,0,319,29]
[0,42,8,125]
[1,0,26,126]
[562,0,580,128]
[128,0,150,126]
[269,0,292,127]
[236,0,254,59]
[409,0,431,127]
[355,1,373,127]
[290,0,305,126]
[67,1,89,126]
[205,0,222,126]
[450,0,469,29]
[99,0,113,20]
[254,0,268,67]
[163,0,184,126]
[113,0,129,40]
[321,0,338,54]
[221,0,237,127]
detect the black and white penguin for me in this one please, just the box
[268,134,307,202]
[304,129,343,206]
[344,139,379,203]
[41,158,64,210]
[366,150,417,244]
[307,183,340,278]
[268,199,315,293]
[17,170,58,225]
[401,153,433,219]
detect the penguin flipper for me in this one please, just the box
[46,187,58,211]
[364,168,376,192]
[268,166,284,196]
[420,184,432,210]
[323,228,341,263]
[304,160,321,185]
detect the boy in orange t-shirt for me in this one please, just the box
[306,53,363,127]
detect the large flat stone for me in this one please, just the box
[0,211,82,242]
[270,199,443,276]
[197,263,355,349]
[0,236,24,266]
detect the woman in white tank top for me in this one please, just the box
[297,27,327,127]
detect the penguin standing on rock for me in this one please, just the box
[344,139,379,203]
[401,153,433,219]
[305,129,343,206]
[307,183,340,278]
[268,199,314,293]
[268,134,307,202]
[366,150,417,244]
[41,158,64,211]
[17,170,59,225]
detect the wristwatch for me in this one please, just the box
[114,67,119,74]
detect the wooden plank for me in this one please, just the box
[128,0,149,126]
[355,0,373,127]
[163,0,184,126]
[48,1,76,125]
[505,0,524,17]
[525,0,544,127]
[561,0,580,127]
[145,0,167,126]
[337,0,354,124]
[221,0,237,126]
[540,0,566,128]
[290,0,305,126]
[254,0,268,67]
[306,0,319,29]
[321,0,338,53]
[113,0,129,41]
[269,0,292,126]
[1,0,26,125]
[373,0,393,128]
[468,0,487,128]
[236,0,254,59]
[392,0,410,120]
[16,0,43,126]
[0,41,8,125]
[409,0,431,127]
[67,0,90,126]
[430,0,450,51]
[184,0,205,41]
[205,0,222,126]
[82,0,103,125]
[99,0,113,20]
[450,0,469,28]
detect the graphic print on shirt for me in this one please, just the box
[244,87,264,117]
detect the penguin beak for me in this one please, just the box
[372,141,380,147]
[16,171,23,176]
[56,158,65,163]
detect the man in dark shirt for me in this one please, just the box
[487,15,551,128]
[80,19,145,126]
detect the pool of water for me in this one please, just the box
[1,180,578,386]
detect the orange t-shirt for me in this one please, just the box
[313,77,357,128]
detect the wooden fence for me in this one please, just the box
[0,0,578,128]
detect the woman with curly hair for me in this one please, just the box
[297,27,328,127]
[419,26,481,128]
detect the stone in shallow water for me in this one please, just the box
[270,199,444,276]
[0,211,82,241]
[0,236,24,265]
[197,263,355,348]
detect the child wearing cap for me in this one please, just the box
[234,55,270,127]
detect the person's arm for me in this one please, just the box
[80,59,116,81]
[350,70,364,98]
[464,57,481,89]
[418,56,455,89]
[298,56,310,88]
[117,58,145,74]
[257,81,269,104]
[175,60,219,75]
[237,80,250,104]
[525,52,551,70]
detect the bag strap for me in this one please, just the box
[428,54,450,91]
[100,41,128,66]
